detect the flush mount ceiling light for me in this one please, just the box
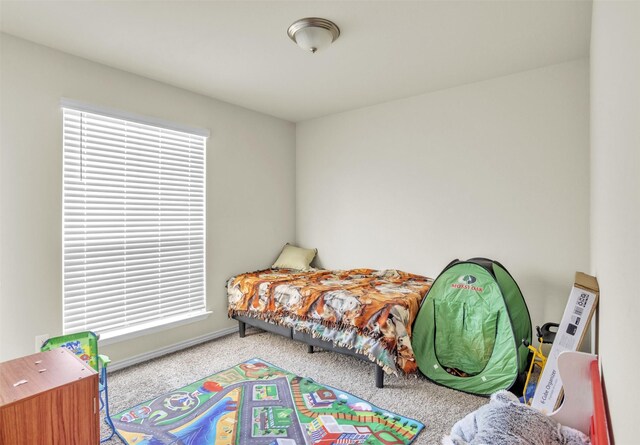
[287,17,340,54]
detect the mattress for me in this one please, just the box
[227,268,432,375]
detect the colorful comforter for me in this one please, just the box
[227,268,433,375]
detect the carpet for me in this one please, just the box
[112,358,425,445]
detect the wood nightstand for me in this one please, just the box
[0,348,99,444]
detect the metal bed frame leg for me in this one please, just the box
[307,344,314,354]
[238,320,246,338]
[375,364,384,388]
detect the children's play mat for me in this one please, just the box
[112,358,424,445]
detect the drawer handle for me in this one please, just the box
[38,368,47,373]
[13,379,28,387]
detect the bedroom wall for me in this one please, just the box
[0,34,296,364]
[296,59,590,334]
[590,1,639,442]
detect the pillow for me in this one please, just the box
[272,243,317,271]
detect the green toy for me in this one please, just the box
[412,258,532,395]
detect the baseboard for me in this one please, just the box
[107,325,239,372]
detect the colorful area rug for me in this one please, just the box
[113,358,425,445]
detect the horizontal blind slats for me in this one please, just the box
[64,253,204,272]
[64,259,199,281]
[64,247,203,262]
[65,285,204,309]
[65,136,206,162]
[64,111,206,144]
[63,150,205,170]
[63,179,204,194]
[63,106,206,337]
[65,289,206,313]
[62,120,203,146]
[63,185,203,199]
[64,272,204,293]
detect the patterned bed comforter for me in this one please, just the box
[227,268,433,375]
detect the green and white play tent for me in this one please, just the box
[412,258,531,395]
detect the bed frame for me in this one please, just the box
[234,315,385,388]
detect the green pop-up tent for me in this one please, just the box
[412,258,531,395]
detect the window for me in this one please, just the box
[62,100,208,341]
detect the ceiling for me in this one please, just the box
[0,1,592,122]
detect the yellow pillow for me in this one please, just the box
[272,244,317,270]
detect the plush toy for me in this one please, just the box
[443,391,590,445]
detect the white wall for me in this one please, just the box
[0,34,296,363]
[590,1,640,442]
[297,60,590,332]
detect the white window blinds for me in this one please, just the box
[62,104,207,338]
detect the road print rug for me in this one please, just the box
[113,358,425,445]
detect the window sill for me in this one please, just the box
[99,311,212,346]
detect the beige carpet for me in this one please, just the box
[102,328,486,445]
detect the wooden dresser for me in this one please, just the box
[0,348,99,445]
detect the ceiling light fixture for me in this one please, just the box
[287,17,340,54]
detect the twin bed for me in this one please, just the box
[227,267,433,387]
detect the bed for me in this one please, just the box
[227,268,433,388]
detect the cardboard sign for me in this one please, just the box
[530,272,599,413]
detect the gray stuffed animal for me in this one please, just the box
[443,391,590,445]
